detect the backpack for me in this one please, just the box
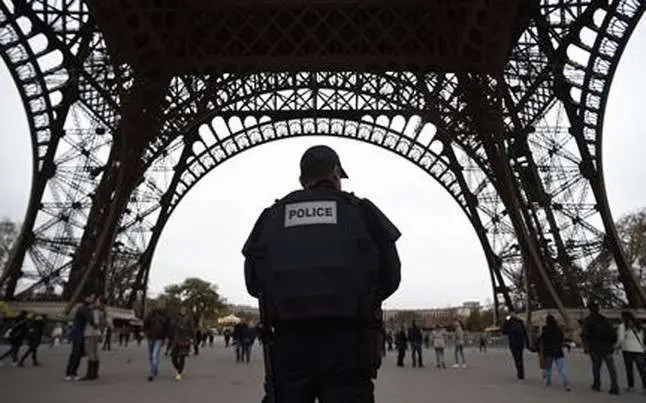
[596,318,617,344]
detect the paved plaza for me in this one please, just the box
[0,340,639,403]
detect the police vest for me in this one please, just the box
[254,187,380,321]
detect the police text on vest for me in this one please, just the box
[284,201,338,227]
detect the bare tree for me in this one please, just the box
[616,208,646,284]
[0,219,19,270]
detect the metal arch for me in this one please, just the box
[0,1,72,295]
[122,115,515,312]
[0,0,120,298]
[145,72,485,167]
[553,0,646,307]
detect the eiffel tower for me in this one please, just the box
[0,0,644,322]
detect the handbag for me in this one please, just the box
[629,328,646,367]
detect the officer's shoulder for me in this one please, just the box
[338,190,364,205]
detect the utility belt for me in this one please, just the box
[265,316,383,379]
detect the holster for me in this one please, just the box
[358,305,384,379]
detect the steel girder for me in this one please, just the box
[0,0,643,312]
[0,0,119,300]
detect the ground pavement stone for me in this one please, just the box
[0,340,639,403]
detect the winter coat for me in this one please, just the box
[503,317,528,350]
[616,323,645,353]
[169,314,194,355]
[432,329,446,349]
[581,313,616,355]
[540,324,565,358]
[143,309,170,340]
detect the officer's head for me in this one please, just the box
[299,145,348,190]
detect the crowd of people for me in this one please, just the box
[500,302,646,396]
[387,320,471,370]
[0,293,258,382]
[4,298,646,397]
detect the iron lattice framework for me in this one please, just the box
[0,0,644,318]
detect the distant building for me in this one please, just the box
[385,301,482,329]
[457,301,481,317]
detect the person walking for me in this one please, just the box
[408,320,423,368]
[453,321,466,368]
[395,325,407,367]
[102,325,112,351]
[540,315,570,391]
[479,333,488,353]
[65,293,95,380]
[243,145,401,402]
[616,310,646,393]
[241,322,256,364]
[143,301,171,381]
[81,296,106,381]
[502,313,529,381]
[581,302,619,395]
[169,307,194,381]
[432,326,447,369]
[0,311,28,366]
[17,314,46,367]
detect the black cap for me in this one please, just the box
[300,145,348,180]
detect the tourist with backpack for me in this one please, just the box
[581,302,619,395]
[143,301,171,381]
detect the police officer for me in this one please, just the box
[243,145,401,403]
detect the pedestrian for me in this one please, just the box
[0,311,28,366]
[224,329,231,347]
[540,315,570,391]
[17,314,46,366]
[242,145,401,402]
[169,307,194,381]
[241,322,256,364]
[102,325,112,351]
[233,321,244,363]
[395,324,408,367]
[581,302,619,395]
[408,320,423,368]
[453,321,466,368]
[193,328,201,355]
[432,326,447,369]
[479,333,487,353]
[502,313,529,381]
[616,310,646,393]
[65,293,95,380]
[81,296,106,381]
[143,300,171,381]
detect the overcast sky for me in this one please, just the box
[1,22,645,310]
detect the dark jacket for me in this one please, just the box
[408,324,422,344]
[581,312,616,355]
[169,313,194,352]
[7,314,29,345]
[243,181,401,304]
[143,309,170,340]
[395,329,408,350]
[540,324,565,358]
[71,302,93,339]
[502,317,529,350]
[242,325,257,346]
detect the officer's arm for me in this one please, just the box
[242,210,268,299]
[359,199,402,300]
